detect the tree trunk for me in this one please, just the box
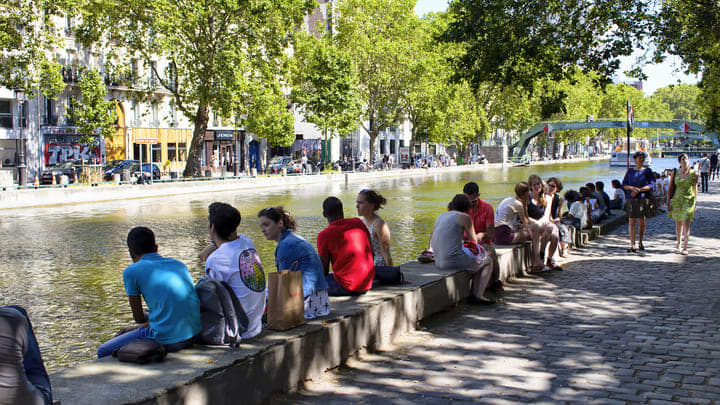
[368,129,379,166]
[409,127,417,167]
[183,104,210,177]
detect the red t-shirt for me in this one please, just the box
[466,199,495,243]
[317,217,375,292]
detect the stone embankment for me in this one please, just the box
[1,156,608,210]
[49,210,626,404]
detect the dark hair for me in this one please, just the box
[653,171,660,179]
[678,153,688,162]
[633,151,645,159]
[463,182,479,195]
[585,182,596,191]
[611,179,621,188]
[257,206,296,231]
[322,196,343,218]
[448,194,470,212]
[127,226,158,256]
[579,186,590,197]
[515,182,530,198]
[208,202,241,240]
[358,189,387,210]
[547,177,563,192]
[564,190,581,203]
[595,181,604,191]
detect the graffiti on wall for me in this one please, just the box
[44,143,102,165]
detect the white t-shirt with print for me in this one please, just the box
[205,235,267,339]
[569,201,589,229]
[494,197,524,230]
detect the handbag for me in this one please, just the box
[112,339,167,364]
[373,265,404,285]
[266,270,305,331]
[646,190,658,218]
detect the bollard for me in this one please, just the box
[113,173,121,183]
[281,167,286,176]
[59,175,69,185]
[251,168,257,177]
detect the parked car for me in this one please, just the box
[268,156,293,173]
[103,160,138,180]
[126,162,161,181]
[40,160,83,184]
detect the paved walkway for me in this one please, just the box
[276,186,720,404]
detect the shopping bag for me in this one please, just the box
[267,270,305,331]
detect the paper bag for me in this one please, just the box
[267,270,305,331]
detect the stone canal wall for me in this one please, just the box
[49,211,627,405]
[0,156,608,210]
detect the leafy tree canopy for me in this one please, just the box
[649,84,701,121]
[67,68,117,144]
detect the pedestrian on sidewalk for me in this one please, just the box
[699,154,710,192]
[710,152,718,181]
[668,153,698,256]
[622,152,655,253]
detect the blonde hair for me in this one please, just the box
[528,174,547,207]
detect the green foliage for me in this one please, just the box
[76,0,314,176]
[335,0,416,164]
[442,0,649,93]
[0,0,67,98]
[650,84,701,121]
[67,69,118,145]
[290,32,362,140]
[430,81,488,149]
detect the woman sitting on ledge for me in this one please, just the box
[430,194,494,305]
[258,206,331,319]
[494,182,547,272]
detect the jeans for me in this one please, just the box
[4,306,52,405]
[97,327,196,358]
[701,172,709,192]
[325,274,366,297]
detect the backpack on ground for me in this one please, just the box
[195,276,249,347]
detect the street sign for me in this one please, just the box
[135,138,157,144]
[398,147,410,164]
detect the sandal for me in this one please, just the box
[638,243,645,251]
[681,249,689,256]
[546,259,563,271]
[626,247,636,253]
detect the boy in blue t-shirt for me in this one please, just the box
[97,227,201,358]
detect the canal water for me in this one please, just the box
[0,158,681,371]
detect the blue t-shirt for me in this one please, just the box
[275,230,328,297]
[622,167,655,200]
[123,252,201,344]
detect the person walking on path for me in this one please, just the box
[699,154,710,192]
[668,153,698,255]
[622,152,655,253]
[709,152,718,181]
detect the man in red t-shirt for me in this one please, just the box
[464,182,501,290]
[317,196,375,296]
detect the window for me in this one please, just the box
[133,143,143,160]
[379,139,386,154]
[151,103,158,126]
[151,143,161,163]
[131,101,140,126]
[44,98,55,125]
[148,61,157,88]
[65,97,75,126]
[0,101,12,128]
[178,142,187,161]
[169,103,176,126]
[168,143,177,161]
[390,139,396,154]
[20,102,27,128]
[399,140,405,148]
[295,133,303,140]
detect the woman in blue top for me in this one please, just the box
[621,152,655,253]
[258,206,331,319]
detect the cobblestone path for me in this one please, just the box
[277,187,720,404]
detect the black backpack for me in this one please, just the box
[195,276,249,347]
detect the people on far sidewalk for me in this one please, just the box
[710,152,718,181]
[622,152,655,253]
[668,153,698,256]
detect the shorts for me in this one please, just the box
[626,198,650,219]
[494,225,516,245]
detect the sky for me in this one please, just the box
[413,0,699,96]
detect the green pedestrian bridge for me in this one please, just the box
[509,119,718,162]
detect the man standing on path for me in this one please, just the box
[317,197,375,296]
[463,182,501,291]
[710,152,718,181]
[699,154,710,192]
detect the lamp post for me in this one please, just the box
[14,88,27,186]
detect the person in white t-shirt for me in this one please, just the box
[564,190,590,229]
[203,202,267,339]
[493,181,546,271]
[609,179,625,210]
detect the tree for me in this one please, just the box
[334,0,416,165]
[441,0,650,94]
[76,0,314,176]
[650,84,701,121]
[653,0,720,131]
[67,69,117,145]
[0,0,66,98]
[290,32,362,144]
[430,81,489,158]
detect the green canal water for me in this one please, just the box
[0,158,680,371]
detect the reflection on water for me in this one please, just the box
[0,158,680,371]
